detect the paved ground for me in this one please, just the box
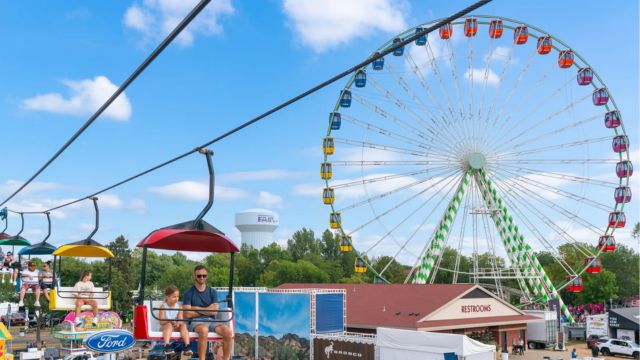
[501,342,634,360]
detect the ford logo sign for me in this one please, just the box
[84,330,136,353]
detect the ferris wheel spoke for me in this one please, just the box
[364,171,463,261]
[495,167,613,212]
[494,93,592,151]
[479,195,505,296]
[496,164,619,187]
[490,175,595,258]
[334,137,452,160]
[337,167,457,213]
[492,136,611,159]
[354,79,460,151]
[476,37,496,128]
[490,75,575,149]
[489,47,543,131]
[405,50,455,125]
[349,171,461,236]
[497,113,602,152]
[341,114,432,150]
[331,168,445,189]
[500,174,604,235]
[483,40,517,127]
[364,78,458,149]
[490,177,581,275]
[493,158,617,165]
[444,38,466,118]
[423,42,458,120]
[332,160,456,167]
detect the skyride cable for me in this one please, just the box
[0,0,212,208]
[5,0,493,214]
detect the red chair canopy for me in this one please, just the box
[137,220,239,253]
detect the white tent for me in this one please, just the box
[376,327,496,360]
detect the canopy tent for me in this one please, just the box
[376,327,495,360]
[19,241,57,256]
[53,238,113,258]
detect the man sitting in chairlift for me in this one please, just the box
[182,265,232,360]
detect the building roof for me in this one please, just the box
[609,307,640,326]
[277,283,538,330]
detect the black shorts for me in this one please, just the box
[10,262,21,270]
[40,282,53,290]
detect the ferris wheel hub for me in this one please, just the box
[467,152,486,169]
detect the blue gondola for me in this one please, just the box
[392,38,404,56]
[372,55,384,70]
[415,27,427,46]
[330,112,341,130]
[354,69,367,88]
[340,90,352,107]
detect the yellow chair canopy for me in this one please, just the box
[53,239,113,258]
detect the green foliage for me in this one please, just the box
[576,269,619,304]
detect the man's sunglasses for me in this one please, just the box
[196,274,208,279]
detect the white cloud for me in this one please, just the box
[22,76,132,121]
[256,191,284,209]
[123,0,234,47]
[484,45,514,64]
[219,169,307,183]
[129,198,146,214]
[96,194,123,209]
[0,180,60,196]
[465,68,500,85]
[148,180,248,201]
[78,223,95,232]
[282,0,407,53]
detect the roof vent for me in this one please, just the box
[395,312,401,316]
[383,306,386,312]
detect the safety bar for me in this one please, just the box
[55,289,111,300]
[147,299,234,323]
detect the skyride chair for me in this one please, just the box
[17,212,57,305]
[0,213,32,284]
[49,197,121,354]
[133,149,238,354]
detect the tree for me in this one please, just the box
[259,243,290,267]
[107,235,134,312]
[577,269,618,304]
[371,256,408,284]
[320,230,340,260]
[287,229,320,261]
[600,244,639,298]
[633,222,640,241]
[258,260,328,287]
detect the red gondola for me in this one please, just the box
[605,111,621,128]
[440,23,453,39]
[558,50,574,68]
[537,36,552,54]
[614,186,632,204]
[598,236,617,252]
[608,212,626,228]
[566,276,583,293]
[616,160,633,178]
[489,19,503,39]
[514,25,528,44]
[577,67,593,86]
[464,18,478,37]
[585,256,602,273]
[612,135,629,153]
[133,149,237,346]
[592,88,609,106]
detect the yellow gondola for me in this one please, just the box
[323,188,335,205]
[339,236,352,252]
[329,212,341,229]
[50,197,113,311]
[354,257,367,273]
[321,162,332,180]
[323,137,334,155]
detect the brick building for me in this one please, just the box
[278,283,540,352]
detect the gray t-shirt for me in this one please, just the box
[183,286,218,321]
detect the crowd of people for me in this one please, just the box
[565,303,606,324]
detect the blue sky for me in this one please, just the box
[0,1,637,270]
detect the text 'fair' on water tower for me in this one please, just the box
[234,209,279,250]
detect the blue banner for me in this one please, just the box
[316,293,344,333]
[84,330,135,353]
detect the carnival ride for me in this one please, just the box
[133,149,237,349]
[321,16,632,323]
[47,198,120,355]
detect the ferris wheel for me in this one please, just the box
[321,16,632,323]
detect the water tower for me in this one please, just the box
[234,209,279,250]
